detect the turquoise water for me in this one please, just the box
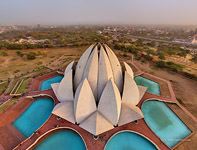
[40,75,63,91]
[105,131,157,150]
[134,76,161,95]
[142,100,192,148]
[35,130,86,150]
[13,98,54,138]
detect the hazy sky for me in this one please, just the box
[0,0,197,25]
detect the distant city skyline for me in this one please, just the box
[0,0,197,25]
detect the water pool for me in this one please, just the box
[13,98,54,138]
[40,75,63,91]
[134,76,161,95]
[142,100,191,148]
[35,130,86,150]
[105,131,157,150]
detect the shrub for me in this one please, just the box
[26,52,36,60]
[16,50,24,57]
[123,53,128,57]
[155,61,166,68]
[182,72,197,80]
[1,51,8,56]
[166,61,183,72]
[144,54,152,61]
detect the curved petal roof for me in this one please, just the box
[97,46,114,99]
[118,103,143,126]
[74,78,97,124]
[82,46,98,99]
[124,62,134,79]
[52,44,147,135]
[122,71,140,105]
[74,44,94,90]
[57,69,74,102]
[79,111,114,135]
[104,44,123,92]
[52,101,75,124]
[98,78,121,125]
[64,61,74,75]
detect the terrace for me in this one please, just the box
[0,44,196,150]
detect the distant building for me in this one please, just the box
[192,38,197,44]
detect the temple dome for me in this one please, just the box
[51,43,147,135]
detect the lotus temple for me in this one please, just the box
[0,44,195,150]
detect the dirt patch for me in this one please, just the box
[0,46,87,81]
[133,59,197,118]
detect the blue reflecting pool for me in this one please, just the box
[105,131,157,150]
[35,130,86,150]
[142,100,192,148]
[13,98,54,138]
[134,76,161,95]
[40,75,63,91]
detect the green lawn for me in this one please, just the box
[5,79,20,94]
[0,97,20,113]
[0,82,8,95]
[16,78,30,94]
[5,67,51,95]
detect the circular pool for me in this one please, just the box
[35,130,86,150]
[13,98,54,138]
[105,131,157,150]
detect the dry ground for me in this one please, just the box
[132,59,197,118]
[114,50,197,150]
[0,46,87,81]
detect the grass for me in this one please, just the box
[0,46,86,81]
[5,79,20,94]
[0,97,20,113]
[0,82,8,95]
[5,67,51,95]
[16,78,30,94]
[31,68,51,77]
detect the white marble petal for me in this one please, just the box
[82,46,98,99]
[104,44,123,92]
[52,101,76,124]
[124,62,134,79]
[98,78,121,125]
[118,103,143,126]
[97,46,114,99]
[64,61,74,75]
[122,71,140,105]
[74,78,97,124]
[138,85,147,101]
[74,44,94,90]
[57,70,73,102]
[79,111,114,135]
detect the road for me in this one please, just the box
[125,34,197,47]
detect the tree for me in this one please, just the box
[147,41,156,47]
[147,49,155,55]
[157,52,166,60]
[16,50,24,57]
[191,55,197,63]
[136,39,144,47]
[177,51,187,58]
[144,54,152,61]
[26,52,36,60]
[155,61,166,68]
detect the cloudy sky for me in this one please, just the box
[0,0,197,25]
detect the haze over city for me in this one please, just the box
[1,0,197,25]
[0,0,197,150]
